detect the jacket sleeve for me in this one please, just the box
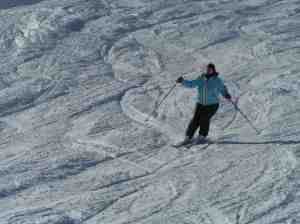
[182,79,202,88]
[218,78,231,99]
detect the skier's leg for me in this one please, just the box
[199,104,219,137]
[199,118,209,137]
[186,103,202,139]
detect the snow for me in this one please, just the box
[0,0,299,223]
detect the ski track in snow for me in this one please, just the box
[0,0,299,223]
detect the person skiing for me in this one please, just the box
[176,63,232,145]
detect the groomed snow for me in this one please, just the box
[0,0,299,223]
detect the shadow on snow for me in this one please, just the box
[214,140,300,146]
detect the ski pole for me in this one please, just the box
[144,70,195,123]
[230,100,260,135]
[145,83,177,122]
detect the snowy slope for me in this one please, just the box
[0,0,299,223]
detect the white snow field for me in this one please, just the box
[0,0,299,223]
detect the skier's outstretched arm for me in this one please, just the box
[176,76,201,88]
[218,79,232,100]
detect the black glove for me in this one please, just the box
[176,76,184,83]
[224,93,232,100]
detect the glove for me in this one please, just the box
[176,76,184,83]
[224,93,232,100]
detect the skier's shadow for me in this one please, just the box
[214,140,300,146]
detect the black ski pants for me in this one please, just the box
[186,103,219,138]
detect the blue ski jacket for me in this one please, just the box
[182,73,230,105]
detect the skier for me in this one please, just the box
[176,63,232,145]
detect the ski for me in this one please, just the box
[172,138,212,149]
[185,139,211,149]
[172,141,192,148]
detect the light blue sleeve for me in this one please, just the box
[182,79,202,88]
[217,78,229,97]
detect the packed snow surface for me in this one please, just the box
[0,0,299,223]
